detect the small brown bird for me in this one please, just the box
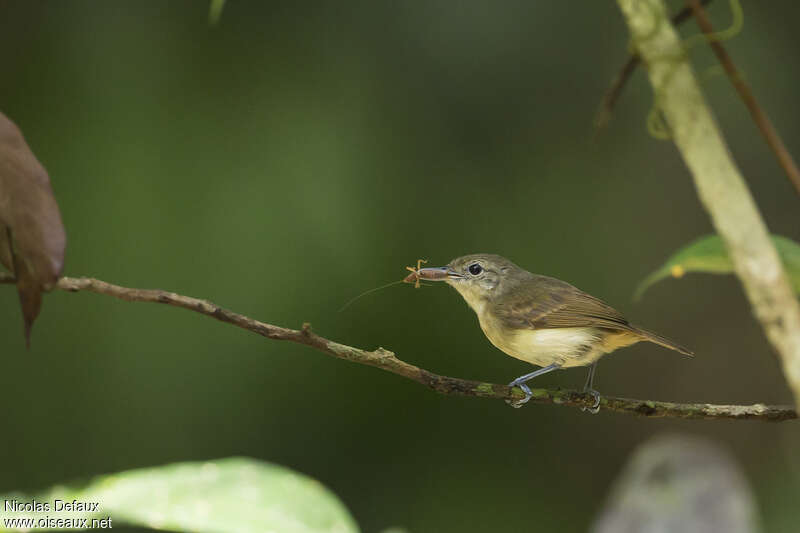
[407,254,692,410]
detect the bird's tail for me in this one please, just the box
[632,325,694,357]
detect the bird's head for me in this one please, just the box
[412,254,523,310]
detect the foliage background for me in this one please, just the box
[2,1,800,531]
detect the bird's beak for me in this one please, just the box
[403,266,462,284]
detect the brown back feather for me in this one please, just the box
[490,274,693,356]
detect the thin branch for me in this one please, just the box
[597,0,713,128]
[0,272,794,421]
[686,0,800,196]
[617,0,800,411]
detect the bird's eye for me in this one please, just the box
[468,263,483,275]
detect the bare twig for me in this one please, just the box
[686,0,800,196]
[597,0,713,128]
[0,271,795,421]
[617,0,800,411]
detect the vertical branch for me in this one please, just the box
[616,0,800,410]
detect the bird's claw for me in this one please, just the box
[581,388,601,414]
[506,383,532,408]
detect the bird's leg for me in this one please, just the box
[581,362,601,414]
[506,363,561,408]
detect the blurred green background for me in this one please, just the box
[2,1,800,531]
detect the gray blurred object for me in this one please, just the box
[592,434,760,533]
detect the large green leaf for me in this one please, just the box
[209,0,225,25]
[635,234,800,301]
[0,458,358,533]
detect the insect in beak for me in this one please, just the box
[404,259,428,289]
[403,260,459,288]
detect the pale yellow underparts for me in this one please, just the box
[448,278,639,368]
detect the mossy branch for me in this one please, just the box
[616,0,800,411]
[0,272,795,421]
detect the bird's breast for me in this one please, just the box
[476,313,610,368]
[510,328,606,367]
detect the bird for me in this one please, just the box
[406,254,692,410]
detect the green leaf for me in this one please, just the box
[635,234,800,301]
[0,458,359,533]
[209,0,225,25]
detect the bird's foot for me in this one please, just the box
[506,382,532,408]
[581,388,601,414]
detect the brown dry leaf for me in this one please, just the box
[0,111,66,346]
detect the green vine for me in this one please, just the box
[632,0,743,140]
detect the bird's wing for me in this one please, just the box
[492,276,633,331]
